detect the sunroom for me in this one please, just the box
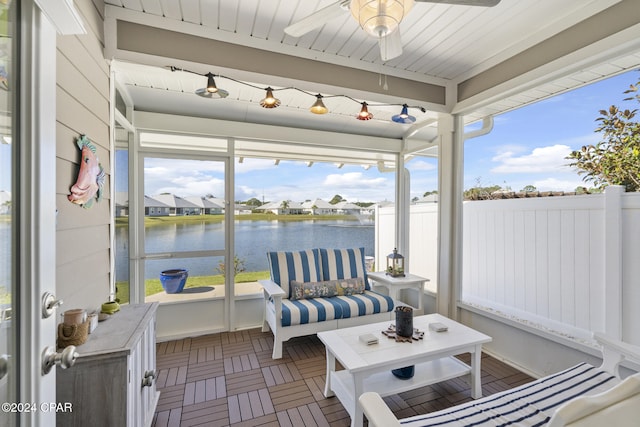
[4,0,640,426]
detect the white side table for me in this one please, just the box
[367,272,429,314]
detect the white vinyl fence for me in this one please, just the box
[376,186,640,345]
[375,203,439,293]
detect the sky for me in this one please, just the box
[462,69,638,193]
[4,69,636,204]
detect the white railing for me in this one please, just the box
[377,187,640,345]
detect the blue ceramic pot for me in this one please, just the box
[160,269,188,293]
[392,365,415,380]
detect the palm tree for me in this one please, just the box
[280,200,290,214]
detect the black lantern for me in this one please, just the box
[386,248,405,277]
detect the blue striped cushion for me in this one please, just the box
[280,297,343,327]
[334,290,394,318]
[320,247,371,290]
[399,362,618,427]
[267,249,322,299]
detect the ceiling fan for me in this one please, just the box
[284,0,501,61]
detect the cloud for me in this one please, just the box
[155,177,225,198]
[235,158,279,174]
[490,144,573,173]
[407,159,437,171]
[532,177,585,192]
[323,172,387,188]
[144,159,226,197]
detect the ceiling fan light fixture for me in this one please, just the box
[350,0,414,38]
[260,87,281,108]
[392,104,416,123]
[356,102,373,120]
[205,72,218,93]
[310,94,329,114]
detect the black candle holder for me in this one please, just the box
[392,306,415,379]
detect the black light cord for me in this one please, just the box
[169,66,427,113]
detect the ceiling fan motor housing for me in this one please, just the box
[350,0,415,38]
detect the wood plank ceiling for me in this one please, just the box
[106,0,640,151]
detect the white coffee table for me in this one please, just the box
[317,314,492,427]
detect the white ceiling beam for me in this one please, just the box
[133,111,403,154]
[104,5,450,88]
[454,21,640,115]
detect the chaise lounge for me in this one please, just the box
[358,333,640,426]
[260,247,395,359]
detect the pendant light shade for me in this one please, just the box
[260,87,281,108]
[391,104,416,123]
[310,95,329,114]
[350,0,414,38]
[195,87,229,99]
[357,102,373,120]
[205,72,218,93]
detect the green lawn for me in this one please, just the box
[115,213,367,227]
[116,270,270,304]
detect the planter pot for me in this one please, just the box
[395,306,413,337]
[160,269,189,293]
[391,365,415,379]
[101,301,120,314]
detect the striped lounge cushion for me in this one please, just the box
[279,291,394,326]
[280,297,343,327]
[334,291,394,318]
[319,247,372,290]
[267,249,322,299]
[399,362,618,427]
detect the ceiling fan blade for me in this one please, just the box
[284,1,349,38]
[415,0,501,6]
[379,30,403,61]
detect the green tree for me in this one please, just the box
[245,197,262,207]
[464,178,502,200]
[329,194,345,204]
[521,185,537,193]
[567,75,640,191]
[216,255,246,279]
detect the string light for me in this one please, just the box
[309,94,329,114]
[170,66,426,122]
[391,104,416,123]
[357,102,373,120]
[260,87,281,108]
[205,72,218,93]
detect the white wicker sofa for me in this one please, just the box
[359,333,640,427]
[259,247,395,359]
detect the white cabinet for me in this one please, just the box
[57,303,159,426]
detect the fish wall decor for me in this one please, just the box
[68,135,105,209]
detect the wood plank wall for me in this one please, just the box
[56,0,111,311]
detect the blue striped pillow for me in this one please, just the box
[319,248,371,290]
[266,249,322,299]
